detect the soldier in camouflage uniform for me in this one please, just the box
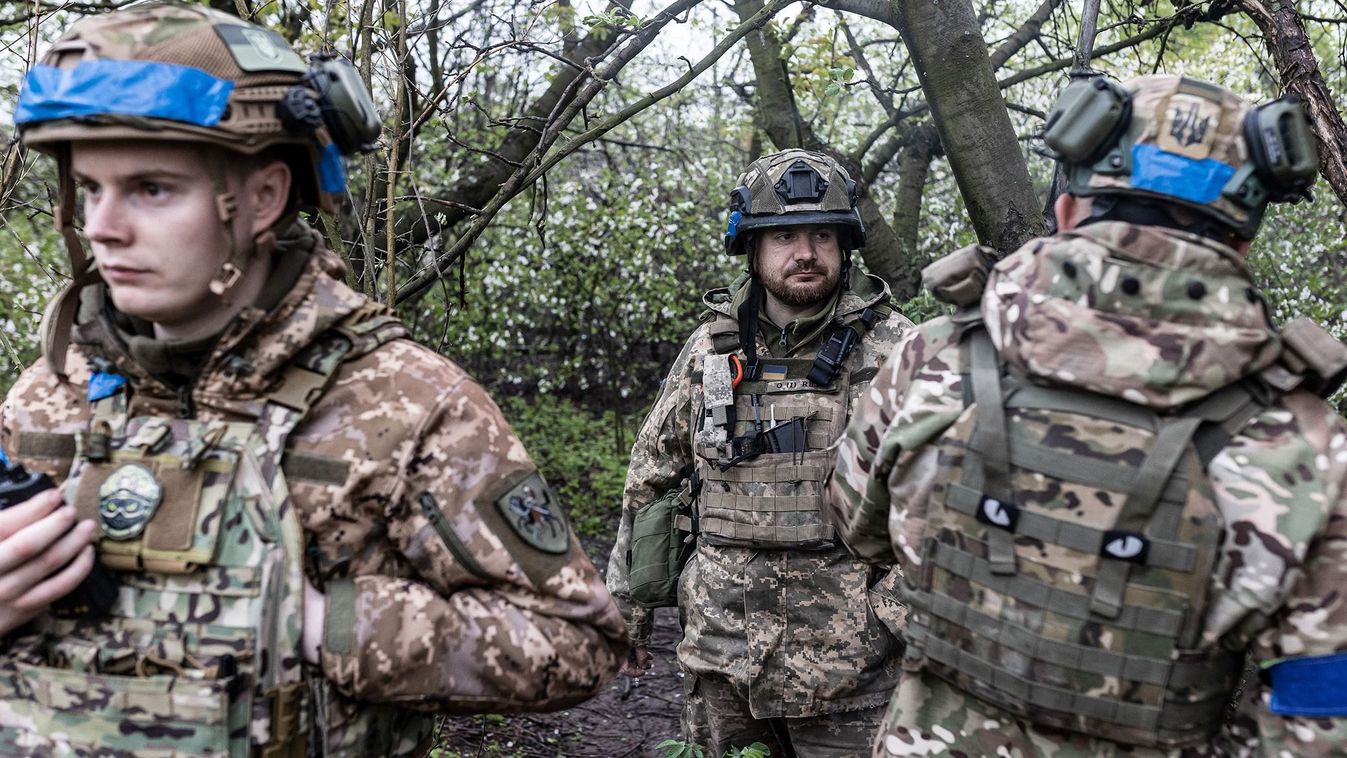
[0,4,627,756]
[828,74,1347,756]
[607,150,913,756]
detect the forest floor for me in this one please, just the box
[431,528,686,757]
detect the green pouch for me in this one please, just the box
[627,481,696,609]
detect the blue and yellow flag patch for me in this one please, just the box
[761,364,788,381]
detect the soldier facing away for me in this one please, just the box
[607,149,913,756]
[828,74,1347,755]
[0,4,627,755]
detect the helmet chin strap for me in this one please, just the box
[41,147,101,380]
[203,147,249,302]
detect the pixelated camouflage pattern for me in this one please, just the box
[0,221,628,755]
[608,272,912,719]
[828,222,1347,756]
[1073,75,1260,236]
[682,672,886,757]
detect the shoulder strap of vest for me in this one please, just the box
[266,302,407,417]
[709,315,740,355]
[1273,318,1347,400]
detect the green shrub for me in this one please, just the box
[496,395,631,537]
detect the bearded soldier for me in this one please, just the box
[607,149,913,755]
[829,74,1347,756]
[0,4,627,755]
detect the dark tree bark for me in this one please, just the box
[1236,0,1347,208]
[885,0,1048,253]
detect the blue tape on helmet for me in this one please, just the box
[317,142,347,193]
[16,61,234,128]
[1130,143,1236,205]
[87,372,127,403]
[726,210,742,238]
[0,447,8,466]
[1266,652,1347,717]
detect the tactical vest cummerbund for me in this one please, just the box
[904,328,1250,749]
[695,358,851,550]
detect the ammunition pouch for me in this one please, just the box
[627,479,698,609]
[922,244,998,307]
[1277,318,1347,399]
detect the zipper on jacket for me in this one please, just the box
[418,493,492,580]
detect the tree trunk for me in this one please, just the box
[886,0,1047,253]
[1236,0,1347,208]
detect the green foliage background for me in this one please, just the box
[0,0,1345,531]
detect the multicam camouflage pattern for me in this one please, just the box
[724,149,866,254]
[607,272,912,719]
[0,221,628,755]
[983,221,1281,409]
[22,3,311,157]
[827,221,1347,756]
[1065,75,1262,237]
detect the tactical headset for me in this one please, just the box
[1044,75,1318,238]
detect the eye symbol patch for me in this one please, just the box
[1101,530,1151,563]
[975,495,1020,531]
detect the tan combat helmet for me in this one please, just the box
[723,149,866,255]
[16,2,380,376]
[1043,74,1318,240]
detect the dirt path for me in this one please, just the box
[433,533,686,757]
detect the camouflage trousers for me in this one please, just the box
[683,673,885,758]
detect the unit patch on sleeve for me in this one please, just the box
[494,471,570,555]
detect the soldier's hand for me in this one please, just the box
[0,489,97,637]
[620,645,653,677]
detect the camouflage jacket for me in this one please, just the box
[828,221,1347,756]
[0,224,628,725]
[607,272,913,718]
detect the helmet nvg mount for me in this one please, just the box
[1043,74,1318,239]
[723,149,866,255]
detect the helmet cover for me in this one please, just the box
[1044,74,1318,239]
[723,149,866,255]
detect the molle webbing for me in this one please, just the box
[905,319,1259,748]
[921,540,1185,636]
[908,625,1233,739]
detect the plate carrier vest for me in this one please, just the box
[903,309,1292,749]
[0,303,432,758]
[692,306,884,550]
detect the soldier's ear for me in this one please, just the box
[1054,194,1090,232]
[244,159,292,236]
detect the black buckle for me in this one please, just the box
[808,327,856,386]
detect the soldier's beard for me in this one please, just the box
[758,261,840,307]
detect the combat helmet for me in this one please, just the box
[1043,74,1318,240]
[16,2,380,376]
[723,149,866,255]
